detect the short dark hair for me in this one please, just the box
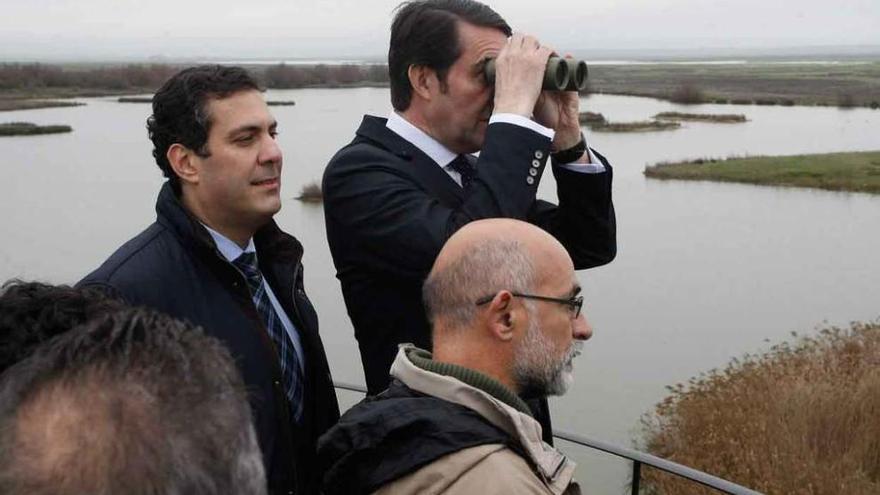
[0,307,266,495]
[0,280,125,375]
[147,65,261,192]
[389,0,511,111]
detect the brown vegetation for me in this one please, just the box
[0,100,85,112]
[640,321,880,495]
[578,111,606,124]
[295,181,323,203]
[117,96,152,103]
[4,61,878,109]
[653,112,747,123]
[0,63,177,91]
[590,120,680,132]
[0,63,388,99]
[668,83,706,104]
[262,63,387,88]
[837,92,858,108]
[0,122,72,136]
[585,62,880,108]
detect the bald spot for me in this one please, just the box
[433,218,573,287]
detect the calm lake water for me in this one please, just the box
[1,89,878,492]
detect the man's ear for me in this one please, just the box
[166,143,200,186]
[408,64,438,102]
[486,291,517,342]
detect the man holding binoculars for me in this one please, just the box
[322,0,616,442]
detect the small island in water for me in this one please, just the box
[0,122,72,136]
[653,112,747,123]
[644,151,880,194]
[578,112,681,132]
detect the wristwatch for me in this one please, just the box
[551,133,587,164]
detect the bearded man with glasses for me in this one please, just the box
[318,218,591,494]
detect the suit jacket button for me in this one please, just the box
[526,176,535,185]
[529,168,538,177]
[535,150,544,159]
[531,159,541,167]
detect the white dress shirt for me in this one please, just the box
[203,224,306,373]
[386,111,606,186]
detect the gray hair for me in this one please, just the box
[0,307,266,495]
[423,238,536,331]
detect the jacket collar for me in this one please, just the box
[385,111,458,168]
[404,347,531,415]
[355,115,466,205]
[154,182,303,268]
[391,344,577,489]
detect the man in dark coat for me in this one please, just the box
[79,65,339,495]
[322,0,615,442]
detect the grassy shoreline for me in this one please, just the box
[587,61,880,108]
[644,151,880,194]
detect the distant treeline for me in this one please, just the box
[0,64,178,91]
[0,63,388,92]
[263,63,388,88]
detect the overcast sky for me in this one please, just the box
[3,0,879,61]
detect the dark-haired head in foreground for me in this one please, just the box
[0,280,125,375]
[0,307,266,495]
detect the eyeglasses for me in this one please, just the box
[475,292,583,319]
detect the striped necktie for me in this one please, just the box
[233,252,304,422]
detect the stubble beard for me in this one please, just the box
[512,316,583,399]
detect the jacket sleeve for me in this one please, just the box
[529,148,617,270]
[323,122,554,281]
[324,123,616,281]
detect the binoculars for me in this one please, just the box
[484,57,589,91]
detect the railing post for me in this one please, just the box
[631,460,642,495]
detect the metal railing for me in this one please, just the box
[333,381,762,495]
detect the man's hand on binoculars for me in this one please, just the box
[535,87,582,153]
[492,33,553,117]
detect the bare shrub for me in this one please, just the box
[668,84,705,104]
[640,321,880,495]
[578,111,606,125]
[837,92,858,108]
[296,181,322,202]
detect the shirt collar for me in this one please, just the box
[201,223,256,262]
[386,111,458,168]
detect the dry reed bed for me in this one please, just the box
[639,321,880,494]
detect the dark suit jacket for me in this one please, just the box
[79,183,340,495]
[323,115,616,394]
